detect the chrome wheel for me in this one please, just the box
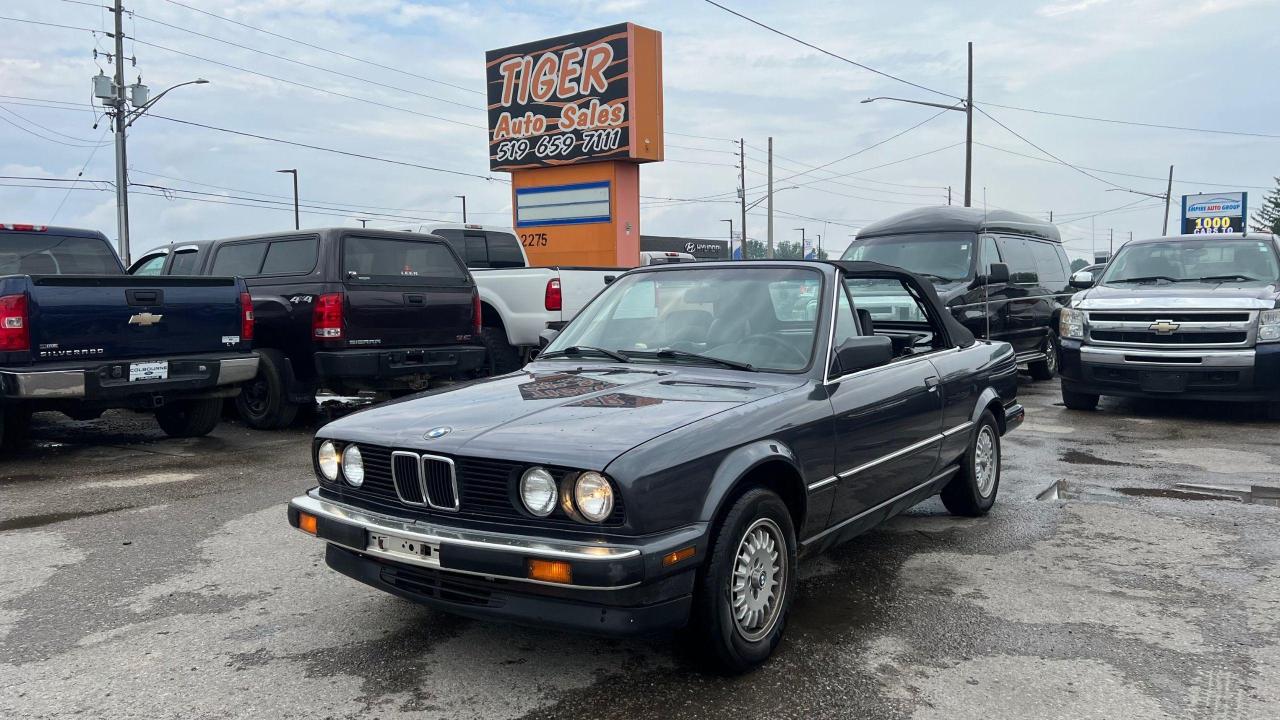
[1045,338,1059,374]
[974,425,998,497]
[731,517,787,642]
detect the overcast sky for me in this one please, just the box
[2,0,1277,262]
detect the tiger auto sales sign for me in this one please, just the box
[486,23,663,171]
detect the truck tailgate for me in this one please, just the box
[343,284,475,346]
[27,275,246,362]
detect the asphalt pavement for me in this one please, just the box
[1,380,1278,719]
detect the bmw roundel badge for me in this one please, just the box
[424,426,452,440]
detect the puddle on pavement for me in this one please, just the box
[0,505,134,532]
[1060,450,1135,467]
[1038,479,1280,507]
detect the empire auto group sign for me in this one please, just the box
[485,23,664,171]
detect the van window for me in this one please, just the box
[169,248,202,275]
[842,232,975,282]
[211,242,267,276]
[979,236,1001,275]
[0,233,121,275]
[260,238,318,275]
[1028,240,1067,285]
[994,237,1037,283]
[342,236,467,284]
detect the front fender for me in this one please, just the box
[697,439,803,524]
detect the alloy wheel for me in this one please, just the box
[730,517,787,642]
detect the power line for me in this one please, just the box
[0,111,105,148]
[974,106,1140,193]
[0,15,98,33]
[974,142,1273,191]
[981,101,1280,141]
[0,105,108,145]
[702,1,959,102]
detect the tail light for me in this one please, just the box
[544,278,562,312]
[472,291,482,336]
[312,292,344,339]
[0,293,29,352]
[239,291,254,341]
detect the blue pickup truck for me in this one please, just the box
[0,224,259,446]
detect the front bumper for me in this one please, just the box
[288,490,704,636]
[313,345,485,381]
[0,353,258,401]
[1060,339,1280,402]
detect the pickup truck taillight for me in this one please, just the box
[0,293,29,352]
[239,291,255,341]
[544,278,562,312]
[472,291,482,336]
[312,292,344,339]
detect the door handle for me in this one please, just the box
[924,376,940,392]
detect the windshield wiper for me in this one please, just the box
[1109,275,1181,284]
[1199,274,1259,283]
[641,348,755,371]
[917,272,956,283]
[540,346,631,362]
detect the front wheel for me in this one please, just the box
[689,487,797,674]
[156,398,222,438]
[1028,330,1059,380]
[941,410,1001,517]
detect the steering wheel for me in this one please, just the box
[739,334,808,367]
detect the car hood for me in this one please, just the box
[318,363,804,470]
[1075,282,1280,310]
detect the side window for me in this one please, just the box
[169,249,201,275]
[845,277,947,354]
[132,254,167,276]
[832,285,859,348]
[431,229,466,264]
[210,242,267,276]
[464,233,489,267]
[1028,240,1066,286]
[995,237,1037,283]
[979,235,1001,275]
[260,238,318,275]
[486,232,525,268]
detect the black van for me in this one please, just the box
[131,229,484,428]
[842,207,1071,379]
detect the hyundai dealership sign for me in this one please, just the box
[1182,192,1247,234]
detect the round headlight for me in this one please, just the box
[574,471,614,523]
[520,467,557,517]
[317,440,339,481]
[342,444,364,487]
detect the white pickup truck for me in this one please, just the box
[425,224,622,372]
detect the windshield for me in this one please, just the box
[544,267,824,372]
[841,232,976,282]
[0,232,121,275]
[1101,238,1280,284]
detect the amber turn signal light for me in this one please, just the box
[662,546,696,567]
[527,558,572,584]
[297,511,318,535]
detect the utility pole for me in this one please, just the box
[357,219,368,228]
[455,194,468,223]
[1162,165,1174,235]
[794,227,806,259]
[816,233,822,259]
[1049,211,1054,222]
[277,169,299,230]
[767,137,775,259]
[111,0,130,264]
[738,138,747,260]
[721,219,734,259]
[1110,228,1114,257]
[947,186,952,206]
[964,41,973,208]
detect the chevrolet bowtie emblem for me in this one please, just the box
[1148,320,1180,334]
[128,312,164,327]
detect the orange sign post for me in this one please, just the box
[486,23,663,267]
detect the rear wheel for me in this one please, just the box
[689,487,797,674]
[156,398,222,438]
[1061,384,1100,411]
[235,349,299,430]
[1028,330,1059,380]
[941,410,1001,517]
[479,326,522,375]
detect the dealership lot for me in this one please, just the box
[1,381,1277,720]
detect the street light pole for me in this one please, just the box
[277,169,299,230]
[455,195,468,223]
[767,137,774,259]
[1162,165,1174,235]
[721,219,734,259]
[794,227,806,259]
[738,138,747,261]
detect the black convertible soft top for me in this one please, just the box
[828,260,977,349]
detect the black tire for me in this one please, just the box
[1028,330,1059,381]
[155,398,222,438]
[479,325,522,375]
[235,349,299,430]
[1061,384,1100,411]
[941,410,1001,517]
[1,404,31,449]
[689,487,797,674]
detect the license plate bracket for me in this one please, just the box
[1139,370,1187,393]
[129,361,169,382]
[368,532,440,566]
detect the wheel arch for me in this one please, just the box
[972,385,1008,434]
[700,440,808,537]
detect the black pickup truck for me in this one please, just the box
[0,224,258,445]
[131,228,485,429]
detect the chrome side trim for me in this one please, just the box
[294,490,641,561]
[807,475,838,492]
[942,420,974,437]
[419,453,461,512]
[0,370,86,398]
[215,356,259,385]
[838,432,943,479]
[802,466,960,546]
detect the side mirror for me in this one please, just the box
[1070,270,1095,289]
[832,335,894,376]
[974,262,1010,286]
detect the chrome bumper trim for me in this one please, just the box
[292,490,641,562]
[1080,345,1256,368]
[215,356,259,385]
[0,370,86,398]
